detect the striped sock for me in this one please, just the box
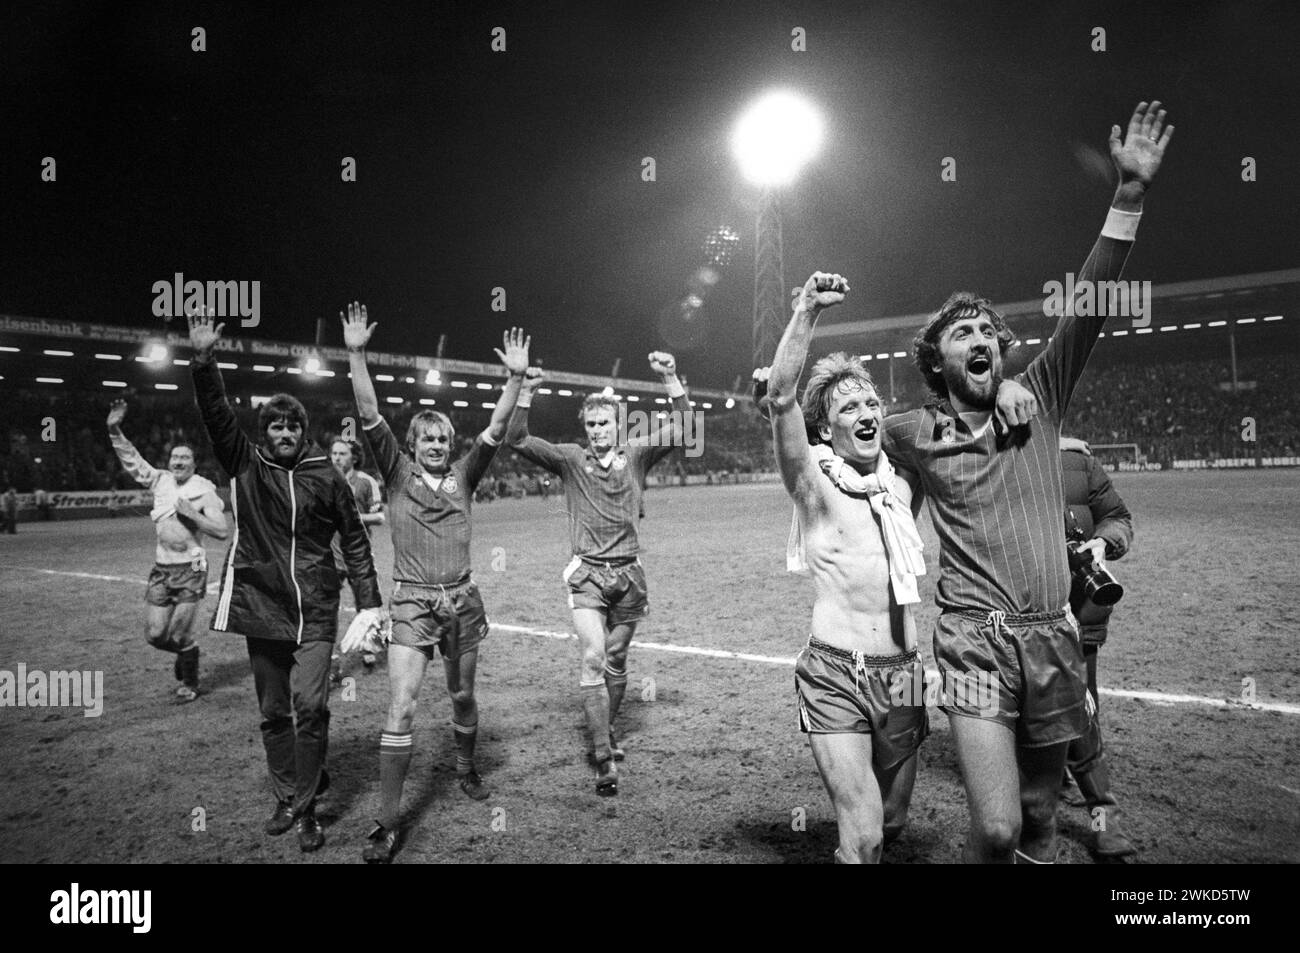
[452,719,478,776]
[604,663,628,723]
[378,731,413,830]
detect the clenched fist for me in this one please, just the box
[794,272,850,314]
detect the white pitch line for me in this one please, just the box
[0,564,222,593]
[490,623,798,665]
[4,563,1298,715]
[489,624,1300,715]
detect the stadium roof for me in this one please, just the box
[0,315,742,404]
[813,268,1300,345]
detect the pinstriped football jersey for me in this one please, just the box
[364,416,497,586]
[884,233,1132,614]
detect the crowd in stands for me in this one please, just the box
[4,351,1296,495]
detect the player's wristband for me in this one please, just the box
[1101,207,1141,242]
[665,380,686,399]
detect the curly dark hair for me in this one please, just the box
[258,393,309,434]
[912,291,1016,398]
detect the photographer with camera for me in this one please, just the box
[1060,436,1137,860]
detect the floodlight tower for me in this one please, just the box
[732,91,824,371]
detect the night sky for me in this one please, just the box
[4,0,1298,388]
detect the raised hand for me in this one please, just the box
[340,301,376,350]
[106,399,128,429]
[994,377,1039,430]
[521,366,545,396]
[494,327,531,376]
[187,307,225,355]
[648,351,677,377]
[1109,101,1174,189]
[794,272,850,315]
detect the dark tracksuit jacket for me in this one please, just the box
[192,357,381,642]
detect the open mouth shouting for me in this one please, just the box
[853,419,879,443]
[966,350,993,385]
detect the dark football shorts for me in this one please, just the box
[563,556,649,625]
[389,578,489,661]
[932,608,1088,747]
[145,562,208,607]
[794,638,929,771]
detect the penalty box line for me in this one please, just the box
[4,562,1298,717]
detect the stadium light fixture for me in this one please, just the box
[1207,321,1227,327]
[539,388,553,395]
[732,90,824,187]
[557,389,573,397]
[0,345,19,353]
[602,385,614,397]
[286,367,303,374]
[419,398,436,406]
[481,402,496,409]
[702,402,712,409]
[425,369,441,385]
[43,349,73,357]
[376,373,395,382]
[725,397,736,409]
[304,357,322,374]
[103,380,128,387]
[253,364,276,372]
[476,382,493,391]
[95,353,122,361]
[36,377,63,384]
[404,377,416,384]
[1236,318,1256,324]
[385,396,403,404]
[453,400,469,408]
[155,383,178,391]
[1263,315,1284,322]
[451,380,468,388]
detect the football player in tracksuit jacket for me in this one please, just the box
[1061,436,1138,859]
[188,311,382,854]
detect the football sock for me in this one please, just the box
[378,731,413,830]
[581,681,612,763]
[452,718,478,776]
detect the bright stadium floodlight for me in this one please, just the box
[304,357,321,375]
[732,90,824,187]
[425,369,441,386]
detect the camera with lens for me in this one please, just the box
[1065,510,1124,609]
